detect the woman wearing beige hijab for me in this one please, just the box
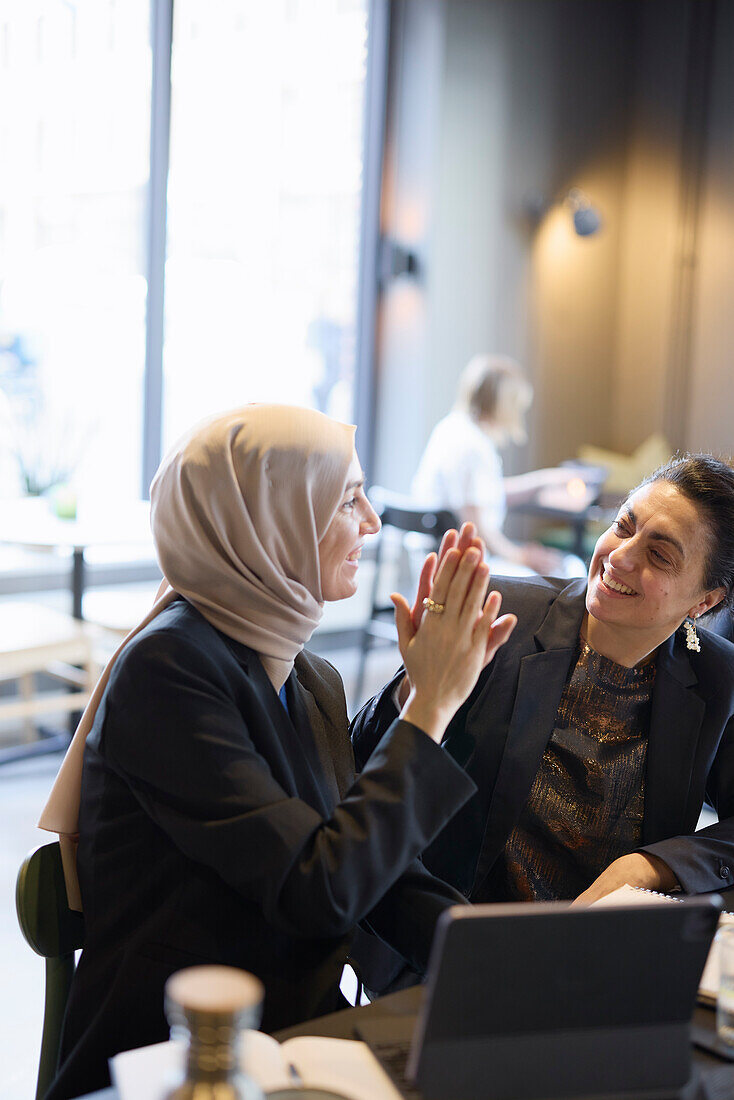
[42,404,516,1100]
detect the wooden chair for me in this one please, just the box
[353,489,458,704]
[16,841,85,1100]
[0,602,96,754]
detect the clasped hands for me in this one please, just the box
[394,523,517,744]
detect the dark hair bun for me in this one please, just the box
[639,453,734,615]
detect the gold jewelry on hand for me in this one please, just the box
[422,597,446,615]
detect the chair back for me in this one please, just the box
[16,842,85,1100]
[353,488,459,703]
[370,486,458,543]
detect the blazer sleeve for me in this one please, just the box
[99,633,476,940]
[362,857,467,972]
[641,713,734,893]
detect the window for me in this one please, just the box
[0,0,371,506]
[162,0,369,452]
[0,0,151,504]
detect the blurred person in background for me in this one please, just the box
[412,354,585,577]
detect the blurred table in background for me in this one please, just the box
[0,497,155,619]
[0,601,97,765]
[507,465,616,562]
[0,498,157,764]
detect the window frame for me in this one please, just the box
[140,0,388,495]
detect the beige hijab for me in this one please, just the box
[39,405,356,906]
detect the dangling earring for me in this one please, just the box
[684,614,701,653]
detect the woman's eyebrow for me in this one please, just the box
[345,476,366,492]
[627,507,685,558]
[650,532,686,559]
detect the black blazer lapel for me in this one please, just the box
[472,648,577,891]
[275,675,338,817]
[292,679,351,807]
[642,633,705,844]
[471,583,586,892]
[223,639,335,817]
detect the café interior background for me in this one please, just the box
[1,1,733,1096]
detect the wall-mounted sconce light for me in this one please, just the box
[523,189,603,237]
[378,235,420,287]
[565,188,602,237]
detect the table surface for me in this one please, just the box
[75,988,732,1099]
[508,490,616,524]
[0,497,153,552]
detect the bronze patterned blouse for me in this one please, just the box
[480,640,656,902]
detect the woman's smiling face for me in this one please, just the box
[318,453,381,602]
[586,479,725,642]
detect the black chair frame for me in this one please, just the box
[354,491,458,704]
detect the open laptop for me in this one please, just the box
[357,898,722,1100]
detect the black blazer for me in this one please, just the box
[353,576,734,900]
[48,599,473,1100]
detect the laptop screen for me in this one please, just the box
[415,899,720,1042]
[358,897,721,1100]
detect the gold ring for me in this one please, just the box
[422,597,446,615]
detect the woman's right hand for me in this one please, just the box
[394,546,516,743]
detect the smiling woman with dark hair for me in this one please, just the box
[354,453,734,944]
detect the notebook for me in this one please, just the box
[111,1030,403,1100]
[357,898,722,1100]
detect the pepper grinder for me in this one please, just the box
[164,965,265,1100]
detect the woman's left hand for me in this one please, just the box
[394,525,485,708]
[410,523,485,633]
[572,853,679,906]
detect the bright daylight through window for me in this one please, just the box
[0,0,369,508]
[0,0,151,506]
